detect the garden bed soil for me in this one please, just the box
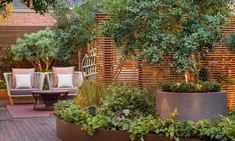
[155,91,227,121]
[56,119,201,141]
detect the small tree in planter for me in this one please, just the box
[11,28,59,72]
[103,0,231,121]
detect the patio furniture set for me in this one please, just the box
[3,67,84,110]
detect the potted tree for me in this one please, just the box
[103,0,231,121]
[11,28,59,72]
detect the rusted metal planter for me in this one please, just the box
[56,119,201,141]
[0,89,8,98]
[155,91,227,121]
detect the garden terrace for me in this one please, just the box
[0,0,235,141]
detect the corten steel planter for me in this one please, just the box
[56,118,201,141]
[155,91,227,121]
[0,89,8,99]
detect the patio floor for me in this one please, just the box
[0,108,60,141]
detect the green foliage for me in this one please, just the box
[0,45,15,79]
[162,81,198,93]
[129,115,159,141]
[200,81,221,93]
[54,100,90,123]
[74,80,107,108]
[82,114,110,135]
[216,72,235,87]
[225,33,235,53]
[223,118,235,141]
[196,118,234,141]
[228,110,235,121]
[103,84,155,117]
[55,100,235,141]
[103,0,230,73]
[52,0,131,63]
[0,80,6,89]
[198,67,209,82]
[52,1,80,62]
[128,115,195,141]
[1,0,56,14]
[161,81,221,93]
[52,0,106,62]
[11,28,59,71]
[22,0,57,14]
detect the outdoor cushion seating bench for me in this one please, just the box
[4,72,45,105]
[46,71,84,97]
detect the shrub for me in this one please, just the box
[0,80,6,89]
[161,81,198,93]
[161,81,221,93]
[55,100,235,141]
[103,84,155,117]
[196,118,233,141]
[54,100,91,124]
[74,80,107,108]
[200,81,221,93]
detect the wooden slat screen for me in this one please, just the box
[96,14,235,110]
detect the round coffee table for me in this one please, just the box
[31,90,69,111]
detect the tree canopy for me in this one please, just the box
[52,0,106,62]
[104,0,231,74]
[11,28,59,71]
[52,0,130,62]
[0,0,56,14]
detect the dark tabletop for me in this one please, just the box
[31,90,69,94]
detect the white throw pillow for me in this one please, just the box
[57,74,74,88]
[15,74,32,89]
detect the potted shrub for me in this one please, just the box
[157,81,227,121]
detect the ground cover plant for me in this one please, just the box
[55,83,235,141]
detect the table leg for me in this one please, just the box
[40,94,60,111]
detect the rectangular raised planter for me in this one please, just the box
[56,118,201,141]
